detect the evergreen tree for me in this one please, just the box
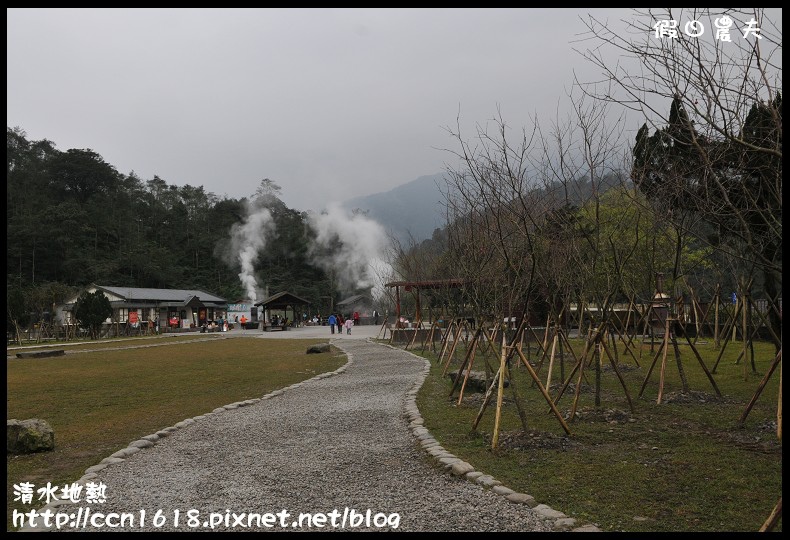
[73,290,112,339]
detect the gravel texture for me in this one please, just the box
[24,338,559,532]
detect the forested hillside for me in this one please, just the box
[6,127,339,322]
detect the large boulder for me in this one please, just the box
[306,343,331,354]
[7,419,55,454]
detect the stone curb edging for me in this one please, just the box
[389,341,603,533]
[17,344,352,532]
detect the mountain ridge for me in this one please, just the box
[340,172,447,244]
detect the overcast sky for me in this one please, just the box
[7,8,777,212]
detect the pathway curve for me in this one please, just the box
[25,338,567,532]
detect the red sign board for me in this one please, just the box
[129,311,139,324]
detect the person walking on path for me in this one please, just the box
[336,313,344,335]
[327,313,337,334]
[344,317,353,335]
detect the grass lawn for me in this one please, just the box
[6,336,345,531]
[414,334,782,532]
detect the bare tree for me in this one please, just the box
[575,8,782,349]
[441,109,545,327]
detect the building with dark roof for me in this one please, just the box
[336,294,375,323]
[254,291,311,327]
[57,284,228,331]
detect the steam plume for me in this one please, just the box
[307,203,391,297]
[227,202,276,303]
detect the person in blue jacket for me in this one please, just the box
[327,313,337,334]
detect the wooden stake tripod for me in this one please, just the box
[739,347,782,433]
[549,322,635,419]
[755,351,782,533]
[376,316,390,340]
[472,333,571,449]
[419,321,443,355]
[447,325,504,405]
[403,319,425,351]
[638,316,721,404]
[439,319,473,375]
[711,290,782,380]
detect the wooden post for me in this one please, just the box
[686,285,701,342]
[758,497,782,532]
[669,321,690,394]
[395,286,401,323]
[570,341,588,420]
[541,313,551,354]
[645,302,655,354]
[747,299,782,349]
[711,299,741,373]
[738,349,782,427]
[483,324,500,358]
[741,284,748,380]
[732,295,739,342]
[598,333,635,412]
[677,326,722,397]
[639,329,666,400]
[436,320,455,366]
[558,326,566,382]
[513,345,571,435]
[414,286,421,323]
[656,316,671,404]
[421,321,439,354]
[472,368,500,431]
[449,328,481,399]
[713,285,720,349]
[779,359,783,441]
[527,325,548,357]
[491,334,508,449]
[405,319,422,350]
[622,299,634,353]
[545,328,559,390]
[509,366,530,433]
[441,323,464,376]
[594,338,602,408]
[457,342,478,405]
[550,328,593,410]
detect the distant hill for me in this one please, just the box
[341,173,447,244]
[342,172,628,246]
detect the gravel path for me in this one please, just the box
[24,338,558,532]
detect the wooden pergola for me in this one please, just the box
[384,278,467,323]
[255,291,311,325]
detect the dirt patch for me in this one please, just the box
[602,362,641,372]
[718,422,782,454]
[495,429,581,452]
[562,406,634,424]
[662,390,728,404]
[458,393,512,407]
